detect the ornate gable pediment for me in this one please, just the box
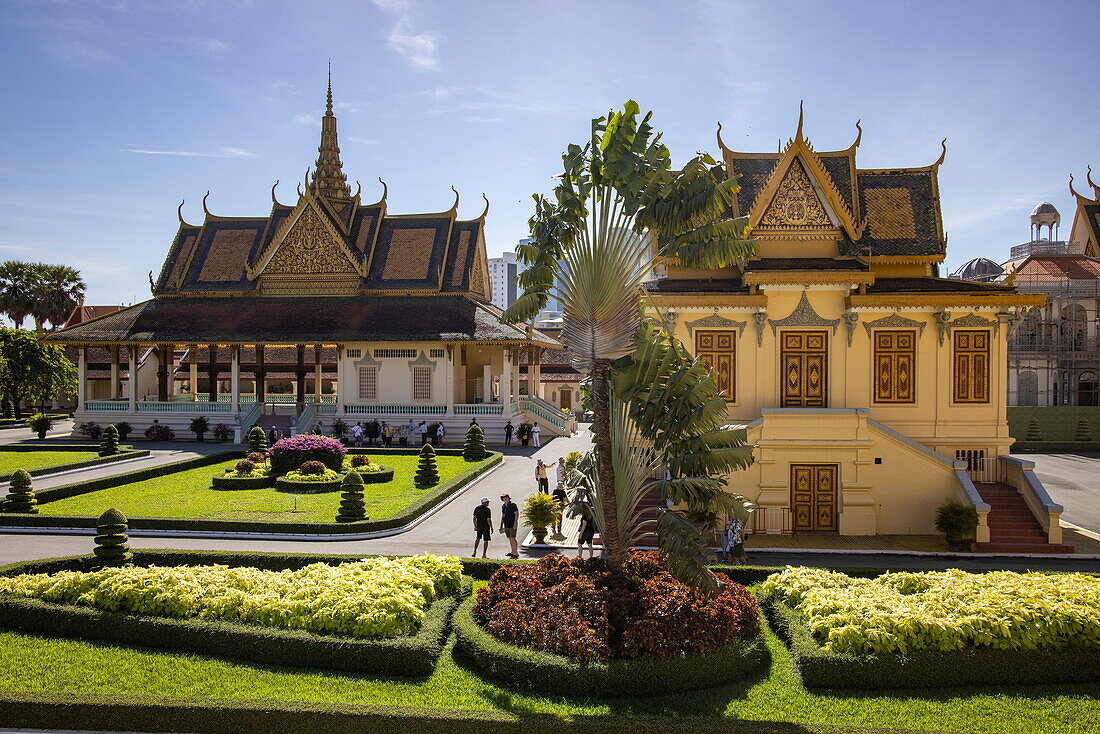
[758,158,834,229]
[254,198,361,281]
[768,290,840,334]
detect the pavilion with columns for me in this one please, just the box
[47,77,568,443]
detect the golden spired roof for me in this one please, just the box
[309,64,350,201]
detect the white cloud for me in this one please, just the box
[184,36,231,55]
[346,137,380,145]
[121,145,256,159]
[371,0,441,71]
[464,115,502,124]
[417,86,456,98]
[293,113,321,126]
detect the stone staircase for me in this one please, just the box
[970,482,1074,554]
[254,414,292,440]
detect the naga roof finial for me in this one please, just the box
[716,121,730,154]
[177,199,191,226]
[852,119,862,149]
[353,180,361,199]
[795,100,805,142]
[1069,173,1087,202]
[478,193,490,220]
[201,191,214,217]
[376,177,389,206]
[450,186,460,213]
[271,180,282,206]
[1087,165,1100,199]
[933,138,947,168]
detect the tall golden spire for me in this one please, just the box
[309,62,350,200]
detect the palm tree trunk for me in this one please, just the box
[590,359,625,570]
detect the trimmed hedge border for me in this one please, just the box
[760,593,1100,690]
[211,474,275,490]
[0,566,472,678]
[0,451,502,535]
[0,692,954,734]
[275,475,343,493]
[0,445,149,483]
[452,593,766,699]
[359,466,395,483]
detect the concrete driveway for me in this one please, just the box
[1015,452,1100,534]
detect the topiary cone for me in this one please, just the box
[463,423,487,461]
[336,469,367,523]
[248,426,268,454]
[93,507,132,568]
[414,443,439,487]
[2,469,37,514]
[1075,418,1092,442]
[1026,416,1042,442]
[99,424,120,457]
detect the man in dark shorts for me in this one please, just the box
[472,497,492,558]
[499,493,519,558]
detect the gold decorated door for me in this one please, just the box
[696,330,736,402]
[781,331,828,407]
[791,464,838,532]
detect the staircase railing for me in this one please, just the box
[517,399,567,432]
[238,400,264,435]
[998,456,1064,545]
[952,460,991,544]
[292,400,320,435]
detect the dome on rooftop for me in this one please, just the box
[1030,201,1060,228]
[951,257,1004,282]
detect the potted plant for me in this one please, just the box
[523,492,557,544]
[77,422,103,440]
[935,502,979,551]
[26,413,52,439]
[189,416,210,442]
[212,423,232,442]
[517,421,533,447]
[114,422,132,442]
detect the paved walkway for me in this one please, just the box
[1017,451,1100,533]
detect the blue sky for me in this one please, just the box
[1,0,1097,304]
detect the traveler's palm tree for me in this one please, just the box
[503,101,758,588]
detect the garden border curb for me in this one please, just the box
[0,446,150,484]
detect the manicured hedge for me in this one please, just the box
[0,451,502,535]
[275,475,343,493]
[761,593,1100,690]
[0,446,149,483]
[453,593,766,698]
[211,474,275,490]
[360,466,395,484]
[0,573,471,678]
[0,692,928,734]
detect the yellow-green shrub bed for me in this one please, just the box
[761,567,1100,654]
[0,554,461,639]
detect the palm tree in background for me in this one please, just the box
[503,101,759,588]
[33,264,85,333]
[0,262,85,332]
[0,261,39,329]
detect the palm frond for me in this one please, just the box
[656,510,718,591]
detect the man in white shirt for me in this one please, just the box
[531,423,541,447]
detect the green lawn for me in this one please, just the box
[0,586,1095,733]
[37,454,479,523]
[0,451,101,476]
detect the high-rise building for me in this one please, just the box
[487,240,530,311]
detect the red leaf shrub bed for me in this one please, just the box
[472,552,760,663]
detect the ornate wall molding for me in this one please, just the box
[842,312,859,346]
[951,312,998,336]
[862,312,928,339]
[684,313,746,338]
[407,352,438,372]
[353,351,382,369]
[662,310,679,336]
[934,310,952,345]
[768,290,840,334]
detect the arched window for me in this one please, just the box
[1080,372,1099,407]
[1016,372,1038,406]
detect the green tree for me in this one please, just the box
[0,328,76,417]
[336,469,367,523]
[462,423,487,461]
[99,424,120,456]
[0,261,39,329]
[2,470,37,514]
[32,264,85,333]
[503,101,757,586]
[414,443,439,487]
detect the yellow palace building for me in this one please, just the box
[646,109,1070,551]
